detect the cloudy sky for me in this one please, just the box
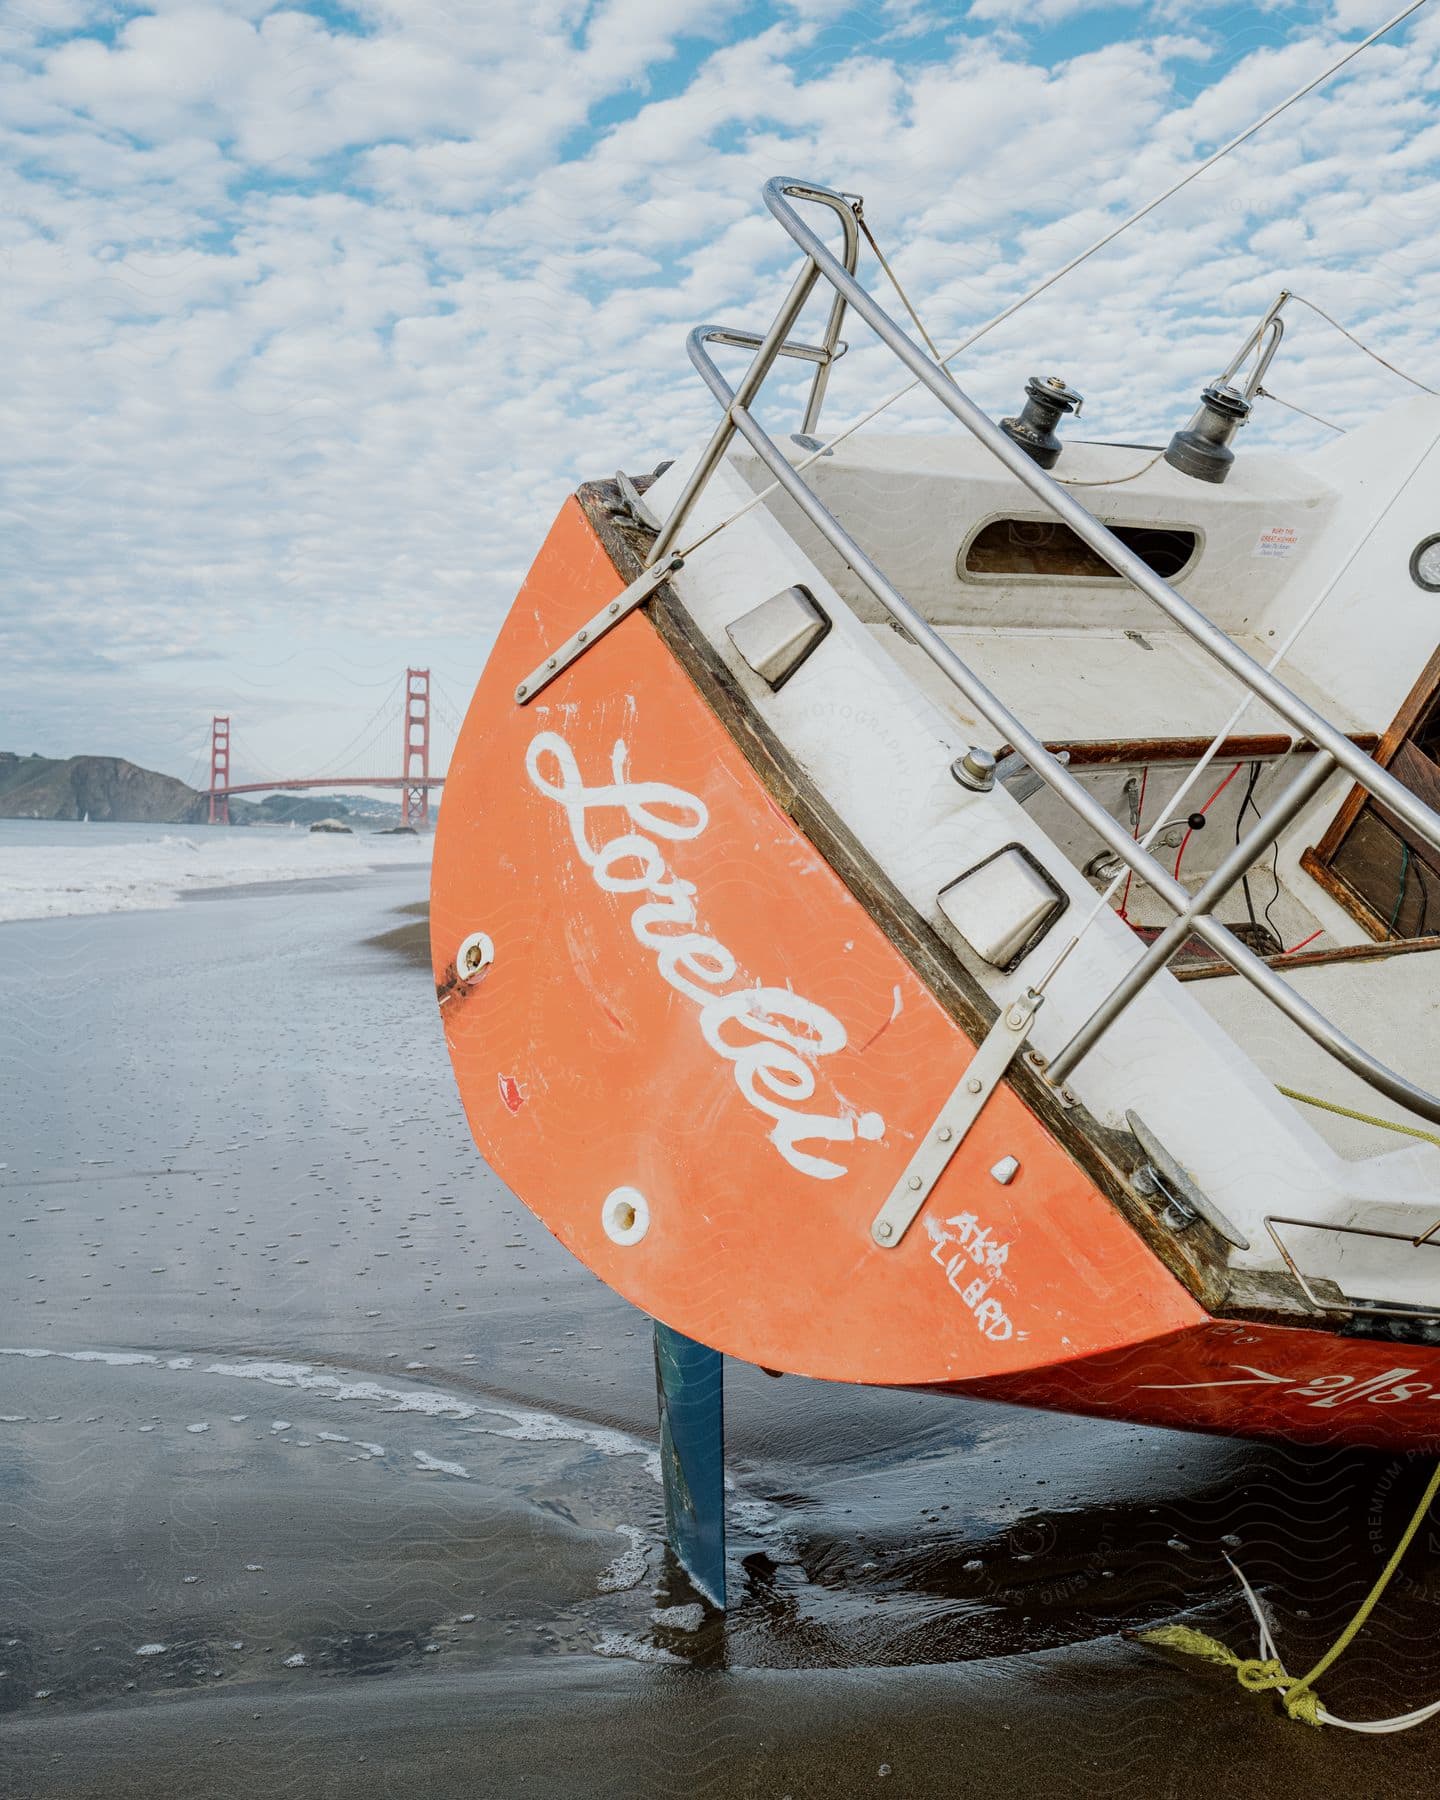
[2,0,1437,791]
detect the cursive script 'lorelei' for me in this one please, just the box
[525,731,884,1180]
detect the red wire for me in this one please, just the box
[1122,760,1321,953]
[1118,765,1148,923]
[1174,763,1243,879]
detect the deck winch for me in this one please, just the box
[999,374,1083,469]
[1164,379,1252,484]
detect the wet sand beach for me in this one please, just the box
[4,868,1440,1796]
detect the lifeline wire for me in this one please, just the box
[674,1,1431,566]
[1251,285,1440,433]
[652,0,1434,1000]
[853,206,944,363]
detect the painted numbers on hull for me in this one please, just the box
[1141,1363,1440,1410]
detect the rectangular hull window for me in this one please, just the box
[960,518,1198,583]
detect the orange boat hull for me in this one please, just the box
[433,497,1440,1453]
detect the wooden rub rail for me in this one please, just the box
[1176,932,1440,981]
[1000,733,1380,770]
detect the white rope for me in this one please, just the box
[1228,1555,1440,1733]
[675,1,1431,564]
[1056,450,1163,488]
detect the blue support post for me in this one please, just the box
[652,1319,726,1608]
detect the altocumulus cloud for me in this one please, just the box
[1,0,1438,777]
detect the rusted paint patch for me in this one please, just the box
[498,1072,525,1114]
[436,958,494,1009]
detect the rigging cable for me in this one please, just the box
[1256,386,1346,434]
[1286,292,1439,396]
[854,208,1166,493]
[853,204,944,363]
[853,208,1168,494]
[632,0,1434,1001]
[1251,287,1438,433]
[663,5,1435,994]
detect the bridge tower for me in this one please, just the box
[208,716,231,825]
[401,669,431,829]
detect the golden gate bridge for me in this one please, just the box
[205,667,456,828]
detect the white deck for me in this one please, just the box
[870,620,1367,750]
[1197,952,1440,1161]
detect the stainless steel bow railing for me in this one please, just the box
[647,181,858,572]
[645,177,1440,1129]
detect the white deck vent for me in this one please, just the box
[726,585,830,690]
[937,846,1068,972]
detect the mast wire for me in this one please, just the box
[1287,292,1438,395]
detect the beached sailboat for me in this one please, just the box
[434,150,1440,1604]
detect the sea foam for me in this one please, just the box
[0,824,430,924]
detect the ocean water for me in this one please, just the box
[3,864,1440,1797]
[0,817,431,924]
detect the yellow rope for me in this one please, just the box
[1141,1461,1440,1727]
[1139,1624,1327,1726]
[1149,1086,1440,1723]
[1275,1083,1440,1241]
[1275,1083,1440,1153]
